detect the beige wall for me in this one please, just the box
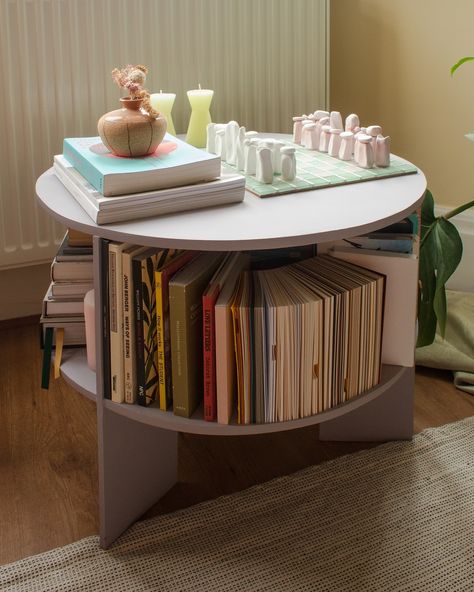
[331,0,474,208]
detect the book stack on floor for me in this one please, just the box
[99,239,388,425]
[53,134,245,224]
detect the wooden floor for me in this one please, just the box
[1,323,473,565]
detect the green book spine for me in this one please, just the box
[169,283,189,417]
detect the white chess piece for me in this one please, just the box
[225,121,239,164]
[375,135,391,167]
[293,117,303,144]
[338,131,354,161]
[272,140,285,174]
[345,114,360,132]
[244,138,259,175]
[235,126,246,171]
[300,119,314,148]
[328,128,343,157]
[314,110,330,121]
[315,116,330,148]
[256,147,273,183]
[245,131,259,141]
[330,111,343,131]
[319,125,331,152]
[356,134,374,168]
[280,146,297,181]
[366,125,382,154]
[215,129,226,160]
[206,123,216,153]
[353,129,365,162]
[302,123,318,150]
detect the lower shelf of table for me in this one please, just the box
[60,348,409,436]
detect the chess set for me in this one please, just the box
[206,112,418,198]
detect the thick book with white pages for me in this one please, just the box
[53,155,245,225]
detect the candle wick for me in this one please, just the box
[198,83,201,90]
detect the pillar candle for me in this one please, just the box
[186,85,214,148]
[150,91,176,136]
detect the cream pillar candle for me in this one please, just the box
[150,91,176,136]
[186,84,214,148]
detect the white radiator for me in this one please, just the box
[0,0,328,269]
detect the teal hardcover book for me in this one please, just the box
[63,134,221,196]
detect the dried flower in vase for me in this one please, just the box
[111,64,159,119]
[98,64,167,157]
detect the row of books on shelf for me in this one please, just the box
[96,235,413,425]
[53,134,245,224]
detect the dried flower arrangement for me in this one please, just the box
[111,64,159,118]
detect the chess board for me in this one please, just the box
[223,145,418,198]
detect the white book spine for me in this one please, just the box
[108,244,126,403]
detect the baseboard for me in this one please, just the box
[435,205,474,293]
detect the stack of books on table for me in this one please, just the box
[40,229,93,348]
[53,134,245,224]
[99,239,388,425]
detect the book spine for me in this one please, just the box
[169,283,189,417]
[63,140,105,194]
[155,269,167,410]
[202,294,216,421]
[133,259,146,406]
[122,254,136,404]
[109,245,124,403]
[141,254,160,407]
[99,239,111,399]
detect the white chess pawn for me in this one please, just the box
[314,110,330,121]
[272,140,285,173]
[244,138,259,175]
[303,123,319,150]
[366,125,382,154]
[375,135,391,167]
[206,123,216,153]
[315,116,330,147]
[280,146,297,181]
[215,129,226,160]
[300,119,314,148]
[338,131,354,161]
[328,128,343,157]
[353,130,364,162]
[356,134,374,168]
[256,146,273,183]
[245,130,259,141]
[330,111,343,131]
[225,121,239,164]
[345,114,360,132]
[319,125,331,152]
[235,127,246,171]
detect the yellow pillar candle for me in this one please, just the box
[150,91,176,136]
[186,85,214,148]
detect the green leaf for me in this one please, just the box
[417,206,463,346]
[451,56,474,76]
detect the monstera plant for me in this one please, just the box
[417,57,474,347]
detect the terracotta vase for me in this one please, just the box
[98,97,167,157]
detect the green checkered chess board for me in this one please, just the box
[223,145,418,198]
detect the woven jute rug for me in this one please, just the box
[1,418,474,592]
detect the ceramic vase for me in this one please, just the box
[98,97,167,157]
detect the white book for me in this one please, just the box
[53,155,245,225]
[328,247,418,367]
[108,242,132,403]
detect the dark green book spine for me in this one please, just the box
[100,239,111,399]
